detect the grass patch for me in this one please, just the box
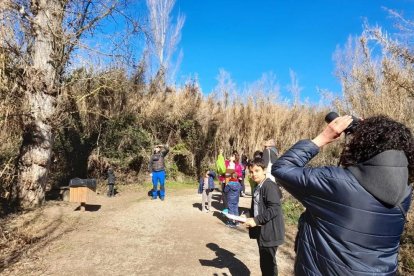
[282,197,304,225]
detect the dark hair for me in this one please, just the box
[340,115,414,181]
[247,157,266,170]
[241,154,248,163]
[253,150,263,159]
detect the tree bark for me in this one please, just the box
[16,0,62,208]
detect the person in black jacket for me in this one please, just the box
[244,157,285,276]
[272,115,414,275]
[148,144,169,200]
[107,167,116,197]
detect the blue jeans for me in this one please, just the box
[152,170,166,198]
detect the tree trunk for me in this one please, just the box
[16,0,62,208]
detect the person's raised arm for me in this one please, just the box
[161,144,169,156]
[271,116,353,199]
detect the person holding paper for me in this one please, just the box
[244,157,285,276]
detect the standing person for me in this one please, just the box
[217,150,243,213]
[148,144,169,200]
[240,149,249,197]
[244,157,285,276]
[198,170,216,213]
[224,172,242,227]
[272,115,414,275]
[107,167,116,197]
[263,139,278,182]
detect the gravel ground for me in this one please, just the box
[2,186,296,276]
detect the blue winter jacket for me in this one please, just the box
[272,140,412,276]
[198,171,216,194]
[224,180,241,206]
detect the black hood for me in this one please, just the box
[348,150,410,206]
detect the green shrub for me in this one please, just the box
[282,197,305,225]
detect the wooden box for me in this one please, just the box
[69,186,92,203]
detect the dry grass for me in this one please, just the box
[1,10,414,273]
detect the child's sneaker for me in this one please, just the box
[226,221,236,228]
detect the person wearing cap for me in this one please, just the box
[148,144,169,200]
[263,139,279,182]
[272,115,413,275]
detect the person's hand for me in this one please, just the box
[244,218,257,228]
[312,115,353,148]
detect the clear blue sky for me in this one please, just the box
[171,0,414,101]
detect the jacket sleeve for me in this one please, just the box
[148,155,153,172]
[254,180,281,225]
[161,144,169,157]
[236,164,243,178]
[271,139,334,201]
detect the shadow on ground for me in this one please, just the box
[74,204,101,212]
[199,242,250,276]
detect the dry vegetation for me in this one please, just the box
[0,7,413,275]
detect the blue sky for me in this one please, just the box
[170,0,414,101]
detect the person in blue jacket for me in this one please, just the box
[224,172,242,227]
[272,115,414,276]
[198,170,216,213]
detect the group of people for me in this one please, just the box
[196,139,284,275]
[197,114,414,276]
[107,114,413,276]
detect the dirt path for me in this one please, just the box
[2,186,296,275]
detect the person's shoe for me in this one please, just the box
[160,197,165,201]
[226,222,235,228]
[222,208,229,214]
[151,197,157,200]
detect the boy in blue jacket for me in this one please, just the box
[224,172,242,227]
[198,170,216,212]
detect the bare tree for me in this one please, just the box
[0,0,129,208]
[146,0,185,87]
[286,69,303,105]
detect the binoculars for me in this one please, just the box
[325,112,360,134]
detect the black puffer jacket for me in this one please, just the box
[148,145,169,172]
[272,140,412,276]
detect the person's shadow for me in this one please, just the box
[199,243,250,276]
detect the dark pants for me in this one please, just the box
[221,182,228,209]
[107,184,115,197]
[258,244,278,276]
[240,177,246,194]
